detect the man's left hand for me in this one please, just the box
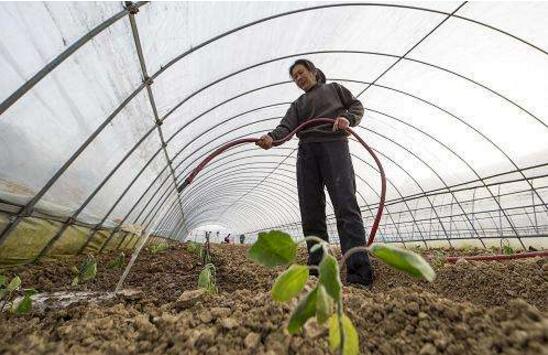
[332,116,350,131]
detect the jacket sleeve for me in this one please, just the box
[268,102,299,140]
[334,83,364,127]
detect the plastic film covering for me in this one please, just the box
[1,2,547,265]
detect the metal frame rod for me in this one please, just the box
[126,5,186,223]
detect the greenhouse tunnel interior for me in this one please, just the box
[1,1,547,267]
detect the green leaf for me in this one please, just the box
[328,314,359,355]
[13,294,33,315]
[197,268,210,287]
[71,266,79,275]
[287,287,318,334]
[71,276,79,286]
[369,244,435,282]
[316,284,331,324]
[272,264,309,302]
[248,230,296,268]
[107,253,125,269]
[149,243,169,254]
[198,263,217,294]
[24,288,38,297]
[0,275,6,287]
[80,259,97,282]
[319,254,341,301]
[7,276,21,292]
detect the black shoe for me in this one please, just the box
[347,273,374,290]
[349,282,373,291]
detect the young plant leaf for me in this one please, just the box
[502,244,514,256]
[7,276,21,292]
[272,264,309,302]
[316,284,331,324]
[248,230,296,268]
[13,294,33,315]
[24,288,38,297]
[328,314,359,355]
[319,254,341,301]
[71,276,79,286]
[150,242,170,254]
[198,263,217,294]
[197,267,211,287]
[287,287,318,334]
[107,252,125,269]
[80,259,97,282]
[369,244,435,282]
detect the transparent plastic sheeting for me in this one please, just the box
[0,2,547,250]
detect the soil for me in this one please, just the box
[0,243,547,354]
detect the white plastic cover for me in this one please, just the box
[1,1,547,245]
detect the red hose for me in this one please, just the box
[179,118,386,246]
[445,250,548,263]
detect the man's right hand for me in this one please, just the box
[256,134,273,150]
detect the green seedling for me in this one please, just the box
[430,249,446,269]
[197,263,218,294]
[71,256,97,286]
[11,288,39,315]
[0,275,38,315]
[186,240,210,262]
[0,275,21,312]
[149,242,170,254]
[249,230,435,355]
[194,239,217,293]
[186,241,202,255]
[501,239,514,255]
[107,252,126,270]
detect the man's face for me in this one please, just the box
[291,64,317,92]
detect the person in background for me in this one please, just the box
[240,234,245,244]
[255,59,374,288]
[224,234,231,244]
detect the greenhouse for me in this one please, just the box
[0,1,546,354]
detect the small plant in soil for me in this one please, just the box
[71,256,97,286]
[186,241,204,259]
[0,275,38,315]
[430,249,446,269]
[148,242,170,254]
[248,230,435,355]
[197,263,218,294]
[107,252,126,270]
[195,241,217,293]
[501,239,514,255]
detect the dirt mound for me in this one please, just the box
[1,243,546,354]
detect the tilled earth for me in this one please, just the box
[0,243,547,354]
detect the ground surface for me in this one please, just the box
[0,243,547,354]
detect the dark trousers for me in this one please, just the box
[297,140,373,284]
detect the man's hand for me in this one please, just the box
[256,134,273,150]
[332,116,350,131]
